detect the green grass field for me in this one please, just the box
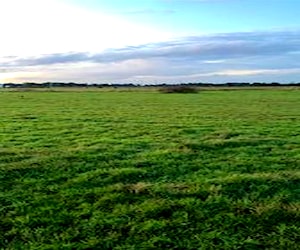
[1,88,300,249]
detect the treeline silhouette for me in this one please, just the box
[2,82,300,88]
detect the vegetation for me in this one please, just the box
[2,81,300,89]
[159,85,199,93]
[1,89,299,249]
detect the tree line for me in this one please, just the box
[2,82,300,88]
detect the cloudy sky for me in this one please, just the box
[1,0,300,84]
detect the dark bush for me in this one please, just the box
[159,85,199,94]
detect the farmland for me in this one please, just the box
[1,88,300,249]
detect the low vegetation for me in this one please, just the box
[1,89,299,249]
[159,85,199,93]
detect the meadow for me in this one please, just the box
[1,88,299,249]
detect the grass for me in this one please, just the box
[1,88,300,249]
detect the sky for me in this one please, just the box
[1,0,300,84]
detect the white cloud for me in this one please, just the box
[203,60,226,64]
[0,59,160,83]
[2,27,300,83]
[216,68,300,76]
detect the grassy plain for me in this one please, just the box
[1,88,300,249]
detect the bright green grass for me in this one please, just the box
[1,89,300,249]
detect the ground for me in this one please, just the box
[0,88,299,249]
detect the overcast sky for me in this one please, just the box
[1,0,300,83]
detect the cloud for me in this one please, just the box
[203,60,226,64]
[3,30,300,66]
[213,68,300,76]
[1,30,300,83]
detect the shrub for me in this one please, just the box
[159,85,199,94]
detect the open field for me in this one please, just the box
[1,89,300,249]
